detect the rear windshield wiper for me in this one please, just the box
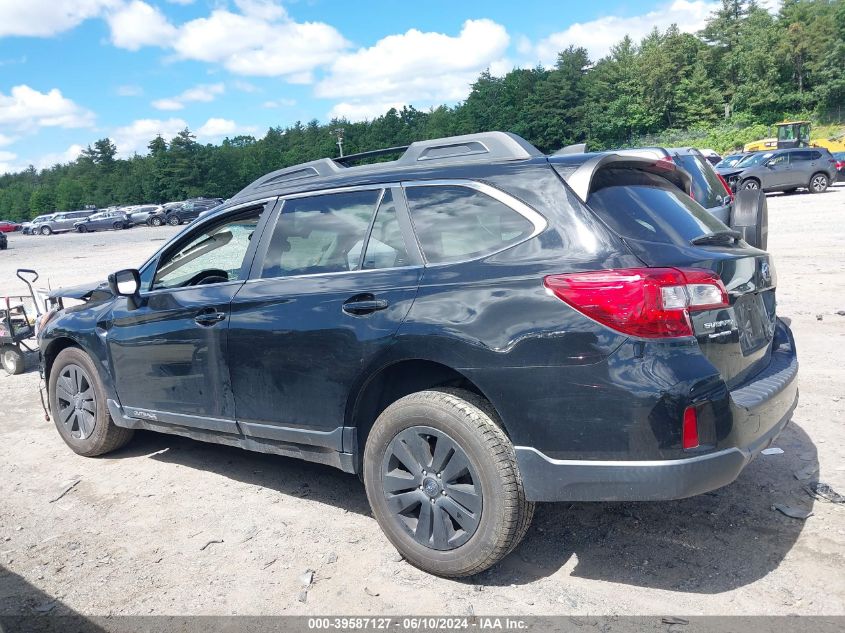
[690,229,742,246]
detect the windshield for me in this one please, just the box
[737,152,774,167]
[715,154,745,168]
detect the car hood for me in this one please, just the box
[48,280,110,301]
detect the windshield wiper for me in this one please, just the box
[690,229,742,246]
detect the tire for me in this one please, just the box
[809,172,829,194]
[740,178,760,191]
[150,216,163,227]
[112,221,123,230]
[731,188,768,251]
[77,225,87,233]
[363,388,534,577]
[1,345,25,375]
[48,347,134,457]
[39,225,52,236]
[167,215,181,226]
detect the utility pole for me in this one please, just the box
[332,128,345,157]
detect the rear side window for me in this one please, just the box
[587,168,728,246]
[791,151,821,161]
[673,154,726,209]
[404,185,534,264]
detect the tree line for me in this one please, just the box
[1,0,843,221]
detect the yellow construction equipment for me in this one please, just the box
[743,121,845,153]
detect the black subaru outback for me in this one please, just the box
[37,132,798,577]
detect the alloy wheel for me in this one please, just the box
[381,425,482,551]
[742,180,759,190]
[55,363,97,440]
[811,175,827,192]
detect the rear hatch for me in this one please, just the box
[557,158,776,388]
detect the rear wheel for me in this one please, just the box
[167,215,180,226]
[1,345,25,375]
[809,172,829,194]
[77,225,87,233]
[112,221,123,230]
[48,347,134,456]
[363,389,534,577]
[150,216,163,227]
[39,225,52,236]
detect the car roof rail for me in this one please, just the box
[235,132,543,198]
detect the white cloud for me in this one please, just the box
[262,98,296,108]
[112,117,188,156]
[152,82,225,110]
[0,85,95,132]
[527,0,717,64]
[166,0,195,4]
[317,19,509,121]
[0,144,84,174]
[107,0,177,50]
[0,133,16,146]
[0,0,116,38]
[232,80,260,93]
[196,117,256,139]
[116,84,144,97]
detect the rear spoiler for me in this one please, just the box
[551,153,692,202]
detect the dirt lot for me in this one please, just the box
[1,188,844,618]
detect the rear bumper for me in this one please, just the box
[516,320,799,502]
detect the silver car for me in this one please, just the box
[718,148,837,194]
[33,210,92,235]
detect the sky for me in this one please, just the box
[0,0,770,174]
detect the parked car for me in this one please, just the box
[0,231,6,250]
[833,151,845,182]
[714,153,747,169]
[126,205,164,226]
[34,210,92,235]
[21,214,54,235]
[718,147,838,194]
[38,132,797,578]
[74,209,132,232]
[0,220,21,233]
[699,148,721,165]
[165,198,224,225]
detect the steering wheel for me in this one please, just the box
[183,269,229,286]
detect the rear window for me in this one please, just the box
[587,168,729,245]
[673,154,726,209]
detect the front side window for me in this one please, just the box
[261,190,380,278]
[404,185,534,264]
[153,208,262,290]
[767,154,788,167]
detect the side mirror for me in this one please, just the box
[108,269,142,308]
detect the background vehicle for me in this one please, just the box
[165,198,223,225]
[22,215,54,235]
[0,232,6,250]
[699,149,721,165]
[744,121,845,153]
[38,132,795,578]
[0,220,21,233]
[34,210,92,235]
[718,147,837,194]
[714,153,747,169]
[74,209,132,232]
[126,205,163,226]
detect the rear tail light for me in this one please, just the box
[682,406,699,449]
[716,172,735,201]
[543,267,729,338]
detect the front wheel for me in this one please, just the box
[150,216,163,227]
[363,389,534,577]
[167,215,180,226]
[39,226,52,236]
[809,173,829,194]
[48,347,134,456]
[112,221,123,230]
[77,225,87,233]
[741,179,760,191]
[1,345,25,375]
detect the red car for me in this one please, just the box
[0,220,21,233]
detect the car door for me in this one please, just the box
[227,186,423,448]
[106,201,273,430]
[762,153,790,189]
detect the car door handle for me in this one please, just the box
[342,295,389,315]
[195,309,226,326]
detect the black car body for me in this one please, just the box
[0,231,6,250]
[37,132,798,577]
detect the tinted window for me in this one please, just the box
[738,152,775,167]
[153,209,262,289]
[674,154,726,208]
[587,168,728,246]
[404,185,534,264]
[767,154,788,166]
[347,190,411,270]
[261,189,379,278]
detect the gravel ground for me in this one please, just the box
[0,188,844,618]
